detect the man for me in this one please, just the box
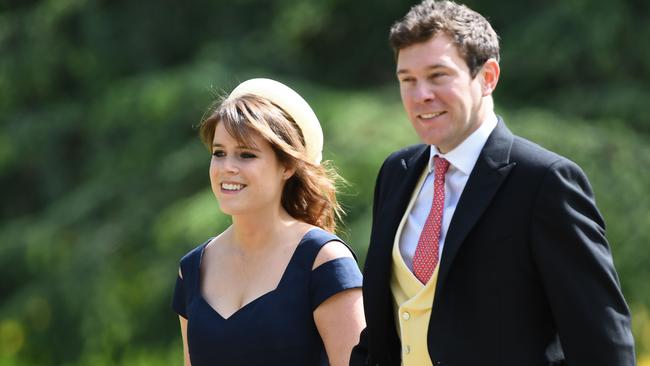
[351,1,635,365]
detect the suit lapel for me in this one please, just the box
[435,119,516,294]
[373,145,431,272]
[386,147,431,229]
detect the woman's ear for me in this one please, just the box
[282,166,296,180]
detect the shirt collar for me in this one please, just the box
[428,112,498,175]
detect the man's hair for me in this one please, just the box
[389,0,500,78]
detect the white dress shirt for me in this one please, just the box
[399,113,498,270]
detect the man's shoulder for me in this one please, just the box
[511,134,560,159]
[372,144,428,184]
[492,117,563,166]
[509,133,582,174]
[383,143,428,164]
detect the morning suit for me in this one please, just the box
[351,117,635,365]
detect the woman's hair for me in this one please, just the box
[199,94,344,232]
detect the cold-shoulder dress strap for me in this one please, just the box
[297,228,358,262]
[297,228,363,310]
[172,238,212,318]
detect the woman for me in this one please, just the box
[172,78,365,366]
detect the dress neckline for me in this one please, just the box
[196,227,321,320]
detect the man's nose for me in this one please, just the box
[413,83,435,103]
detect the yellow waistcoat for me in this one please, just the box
[390,168,438,366]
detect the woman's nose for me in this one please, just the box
[214,156,239,174]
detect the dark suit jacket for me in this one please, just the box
[351,118,635,365]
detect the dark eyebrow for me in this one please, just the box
[396,64,448,76]
[211,143,261,152]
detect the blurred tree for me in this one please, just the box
[1,0,649,364]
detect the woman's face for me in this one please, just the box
[209,122,291,217]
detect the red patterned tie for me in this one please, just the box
[413,156,450,284]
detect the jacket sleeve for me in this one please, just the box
[530,158,635,365]
[350,328,370,366]
[351,157,391,366]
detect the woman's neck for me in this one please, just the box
[229,207,299,253]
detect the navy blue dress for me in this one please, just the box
[172,228,363,366]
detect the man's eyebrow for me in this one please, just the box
[396,64,448,75]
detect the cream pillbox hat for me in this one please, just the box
[228,78,324,165]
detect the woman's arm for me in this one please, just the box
[313,241,366,366]
[178,268,191,366]
[179,316,191,366]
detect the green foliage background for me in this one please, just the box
[1,0,649,364]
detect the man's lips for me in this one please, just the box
[418,111,446,120]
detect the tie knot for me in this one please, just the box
[433,156,450,175]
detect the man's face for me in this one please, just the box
[397,34,487,153]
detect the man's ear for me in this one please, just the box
[480,58,500,96]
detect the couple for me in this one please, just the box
[172,1,635,365]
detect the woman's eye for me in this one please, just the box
[241,152,257,159]
[212,150,225,157]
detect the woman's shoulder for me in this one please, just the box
[295,225,356,269]
[179,237,213,262]
[180,228,231,262]
[312,239,355,269]
[177,235,221,279]
[302,226,363,310]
